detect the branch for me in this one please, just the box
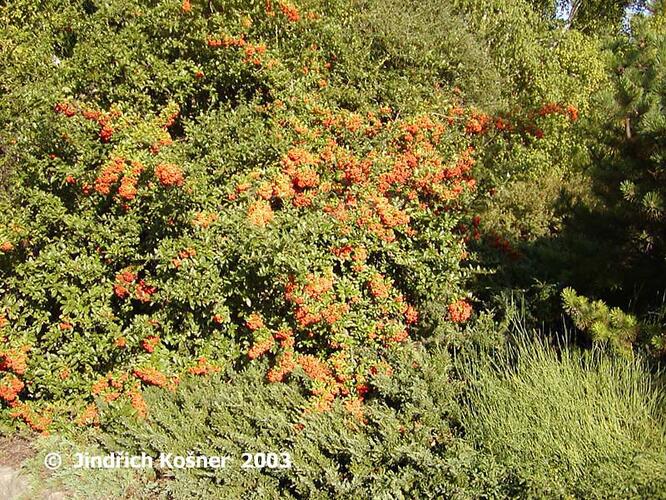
[625,116,632,139]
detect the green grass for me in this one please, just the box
[458,332,666,498]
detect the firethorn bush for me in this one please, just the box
[0,0,528,430]
[1,90,482,426]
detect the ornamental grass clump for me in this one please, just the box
[459,333,666,498]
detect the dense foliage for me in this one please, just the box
[0,0,491,428]
[1,0,665,497]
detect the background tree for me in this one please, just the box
[528,0,651,32]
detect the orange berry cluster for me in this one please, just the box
[9,403,52,434]
[94,157,144,202]
[278,1,300,22]
[0,348,28,375]
[133,367,170,388]
[537,102,579,121]
[172,247,197,269]
[86,371,158,422]
[265,0,301,22]
[154,163,185,187]
[113,268,156,303]
[448,299,473,323]
[247,199,274,227]
[55,101,120,143]
[55,102,184,206]
[0,373,24,404]
[1,349,51,433]
[0,346,29,407]
[141,335,160,353]
[187,357,221,376]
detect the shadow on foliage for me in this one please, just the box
[476,193,666,330]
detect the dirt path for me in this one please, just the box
[0,465,30,499]
[0,436,66,500]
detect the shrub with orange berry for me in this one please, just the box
[0,0,576,429]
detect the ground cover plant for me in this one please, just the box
[16,326,666,499]
[0,0,665,497]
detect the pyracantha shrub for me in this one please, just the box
[1,89,483,428]
[0,0,492,430]
[0,0,591,432]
